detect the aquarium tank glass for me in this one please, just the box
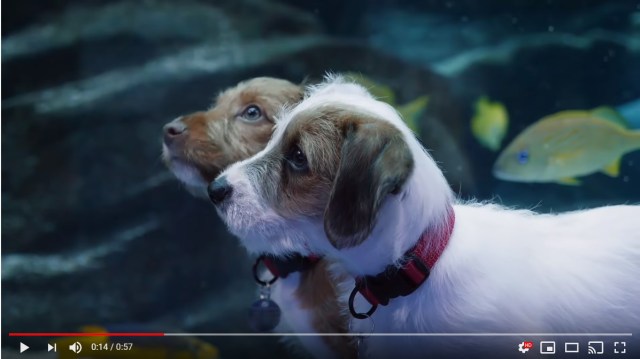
[2,0,639,358]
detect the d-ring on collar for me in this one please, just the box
[349,207,456,319]
[253,254,322,285]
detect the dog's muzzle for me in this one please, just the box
[208,176,233,204]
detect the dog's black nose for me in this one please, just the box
[208,177,233,205]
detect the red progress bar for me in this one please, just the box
[9,333,165,337]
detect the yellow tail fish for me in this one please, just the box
[471,96,509,151]
[493,109,640,185]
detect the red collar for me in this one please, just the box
[349,207,455,318]
[256,254,321,282]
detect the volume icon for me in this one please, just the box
[69,342,82,354]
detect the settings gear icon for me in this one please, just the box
[518,342,530,353]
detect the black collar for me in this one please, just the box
[253,254,321,285]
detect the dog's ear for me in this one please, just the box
[324,120,414,249]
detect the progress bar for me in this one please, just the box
[8,333,633,337]
[9,333,164,337]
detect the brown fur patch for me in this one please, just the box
[324,118,414,249]
[163,77,302,182]
[271,112,343,217]
[295,261,357,359]
[252,105,413,249]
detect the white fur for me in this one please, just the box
[217,76,640,357]
[163,150,206,187]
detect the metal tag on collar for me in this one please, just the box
[249,256,281,332]
[349,312,375,358]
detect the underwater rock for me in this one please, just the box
[2,0,321,59]
[2,0,324,100]
[2,36,331,112]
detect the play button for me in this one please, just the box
[20,342,29,353]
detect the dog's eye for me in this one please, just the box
[286,145,308,171]
[241,105,262,122]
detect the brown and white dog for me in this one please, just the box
[162,77,354,359]
[210,76,640,358]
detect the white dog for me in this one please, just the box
[210,76,640,358]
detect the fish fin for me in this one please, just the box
[470,98,488,146]
[471,96,509,151]
[601,157,621,177]
[591,106,628,128]
[556,177,581,186]
[398,95,430,133]
[345,73,396,104]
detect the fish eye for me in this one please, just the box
[517,150,529,164]
[240,105,262,122]
[286,145,308,172]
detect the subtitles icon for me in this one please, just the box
[565,342,579,353]
[518,341,533,353]
[588,341,604,355]
[540,341,556,354]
